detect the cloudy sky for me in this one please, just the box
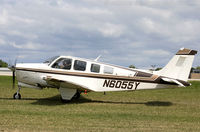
[0,0,199,69]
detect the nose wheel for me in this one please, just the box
[13,93,21,99]
[13,86,21,99]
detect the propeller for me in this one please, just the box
[8,59,17,89]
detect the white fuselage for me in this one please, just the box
[11,48,197,101]
[15,56,174,92]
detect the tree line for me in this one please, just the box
[129,64,200,72]
[0,60,8,67]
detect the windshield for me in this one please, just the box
[43,56,59,65]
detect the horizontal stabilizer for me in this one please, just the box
[161,77,188,87]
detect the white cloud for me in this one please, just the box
[142,49,171,57]
[141,18,155,33]
[0,38,6,45]
[7,30,38,40]
[98,23,125,37]
[0,0,199,67]
[9,41,43,50]
[0,9,8,25]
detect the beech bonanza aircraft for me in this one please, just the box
[9,48,197,102]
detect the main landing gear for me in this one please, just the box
[72,91,81,100]
[60,91,81,103]
[13,86,21,99]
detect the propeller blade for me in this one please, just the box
[12,71,15,89]
[14,58,17,67]
[9,58,17,89]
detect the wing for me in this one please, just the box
[43,76,89,91]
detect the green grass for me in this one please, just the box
[0,76,200,131]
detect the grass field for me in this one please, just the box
[0,76,200,132]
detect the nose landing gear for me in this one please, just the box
[13,86,21,99]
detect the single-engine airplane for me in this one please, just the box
[9,48,197,102]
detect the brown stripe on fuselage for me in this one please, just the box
[16,67,160,83]
[17,67,190,86]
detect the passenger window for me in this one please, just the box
[104,66,113,74]
[91,64,100,73]
[52,58,72,70]
[74,60,87,71]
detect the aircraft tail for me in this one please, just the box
[155,48,197,82]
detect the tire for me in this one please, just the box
[13,93,21,99]
[72,92,80,100]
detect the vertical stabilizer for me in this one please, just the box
[155,48,197,81]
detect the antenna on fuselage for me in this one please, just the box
[94,55,101,61]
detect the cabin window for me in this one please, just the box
[104,66,113,74]
[91,64,100,73]
[52,58,72,70]
[74,60,87,71]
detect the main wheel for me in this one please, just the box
[72,92,80,100]
[13,93,21,99]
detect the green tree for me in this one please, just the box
[190,67,195,73]
[155,67,162,71]
[0,60,8,67]
[196,66,200,70]
[129,65,136,69]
